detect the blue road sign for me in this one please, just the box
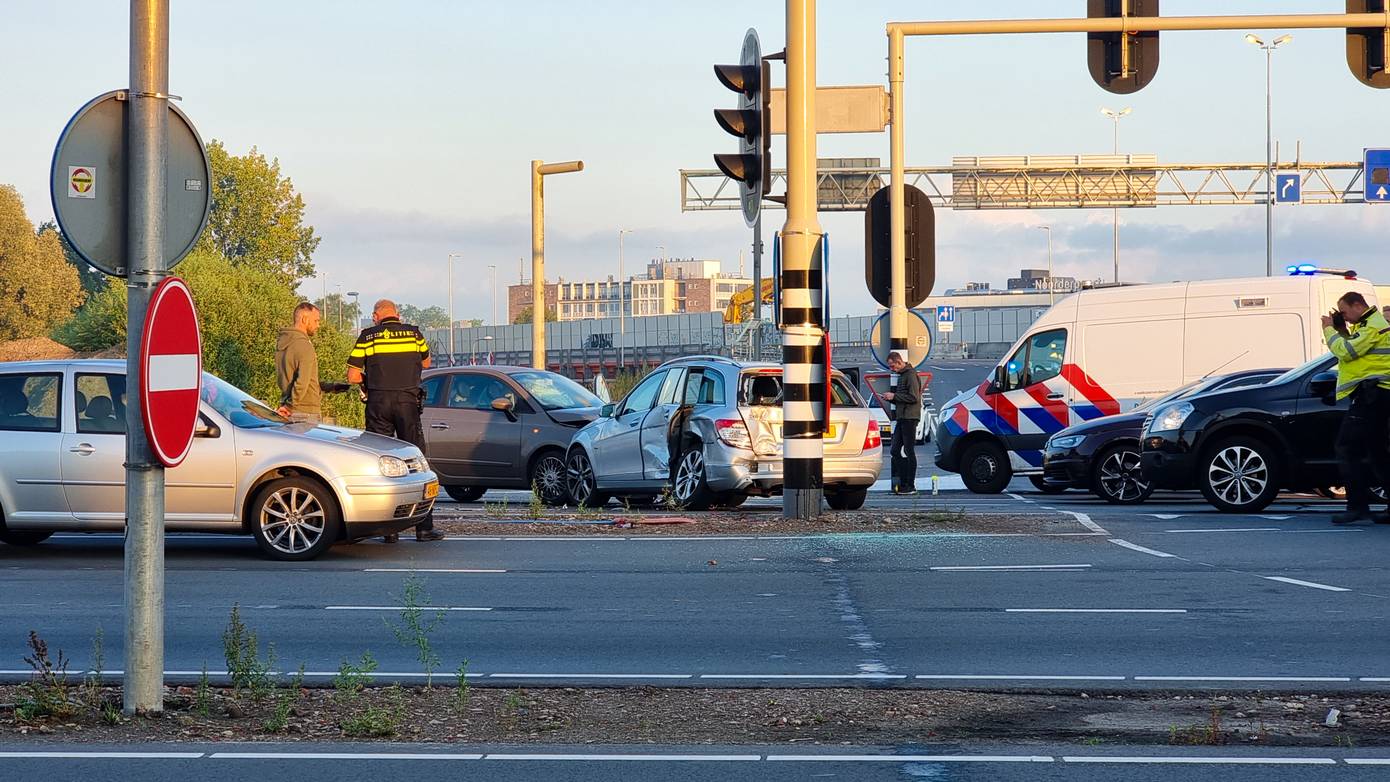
[1365,148,1390,203]
[1275,173,1301,204]
[936,305,955,323]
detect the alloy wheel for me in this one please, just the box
[1207,445,1268,507]
[674,449,705,503]
[1099,448,1150,502]
[533,453,567,504]
[259,486,326,556]
[566,451,596,506]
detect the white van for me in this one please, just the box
[933,273,1378,493]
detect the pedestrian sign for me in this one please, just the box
[1365,149,1390,203]
[1274,173,1301,204]
[936,304,955,334]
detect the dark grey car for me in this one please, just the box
[420,366,602,505]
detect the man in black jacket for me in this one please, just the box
[883,351,921,495]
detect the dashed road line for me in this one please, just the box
[914,674,1126,682]
[323,605,493,612]
[363,568,507,573]
[1062,510,1108,534]
[1263,576,1351,592]
[1164,527,1281,534]
[930,564,1092,571]
[1005,608,1186,614]
[1109,539,1179,558]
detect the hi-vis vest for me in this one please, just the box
[1325,306,1390,400]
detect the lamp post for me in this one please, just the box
[1037,225,1054,307]
[334,283,343,329]
[347,291,359,330]
[471,334,494,365]
[1245,32,1292,276]
[531,159,585,368]
[447,252,461,362]
[618,229,633,369]
[487,264,498,326]
[1101,107,1131,284]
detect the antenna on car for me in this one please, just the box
[1202,350,1250,380]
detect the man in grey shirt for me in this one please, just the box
[883,350,921,495]
[275,302,349,423]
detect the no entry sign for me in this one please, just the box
[139,277,202,467]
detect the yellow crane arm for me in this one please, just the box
[723,278,776,324]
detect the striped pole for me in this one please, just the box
[781,0,824,520]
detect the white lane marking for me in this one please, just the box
[1164,528,1280,534]
[0,752,206,759]
[1359,677,1390,682]
[699,674,907,680]
[1149,514,1186,520]
[1258,515,1293,520]
[323,605,492,612]
[1005,608,1187,614]
[1058,510,1107,534]
[767,755,1053,763]
[1346,758,1390,765]
[1005,493,1030,502]
[487,673,692,680]
[213,752,485,760]
[915,675,1125,681]
[1060,756,1336,765]
[485,754,761,761]
[1262,576,1350,592]
[147,353,199,392]
[363,568,507,573]
[1134,676,1351,683]
[1110,539,1178,558]
[930,564,1092,571]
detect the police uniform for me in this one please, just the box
[348,316,436,534]
[1325,305,1390,522]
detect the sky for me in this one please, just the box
[5,0,1390,323]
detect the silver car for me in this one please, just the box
[565,357,883,510]
[0,360,438,561]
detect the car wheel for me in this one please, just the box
[827,488,868,511]
[0,528,53,546]
[1091,444,1153,505]
[714,492,748,509]
[530,450,569,507]
[249,477,341,561]
[1028,475,1067,495]
[672,445,716,511]
[565,449,609,508]
[960,441,1012,494]
[1198,437,1280,513]
[444,486,486,503]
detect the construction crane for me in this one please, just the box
[724,278,775,324]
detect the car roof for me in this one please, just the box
[0,359,127,372]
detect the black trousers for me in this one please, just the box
[891,420,919,491]
[1335,384,1390,513]
[365,389,433,531]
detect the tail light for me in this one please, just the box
[862,419,881,450]
[715,418,752,449]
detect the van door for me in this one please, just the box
[989,328,1071,469]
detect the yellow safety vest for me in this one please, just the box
[1325,306,1390,400]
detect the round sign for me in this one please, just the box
[139,277,202,468]
[50,90,212,277]
[870,309,932,370]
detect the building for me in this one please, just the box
[1008,268,1079,294]
[508,258,751,322]
[507,281,557,323]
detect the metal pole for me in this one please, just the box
[1112,115,1120,284]
[782,0,823,520]
[887,29,907,360]
[1265,43,1273,276]
[531,160,545,369]
[618,229,630,370]
[124,0,168,716]
[752,211,763,359]
[488,264,497,327]
[447,254,456,361]
[1047,228,1054,306]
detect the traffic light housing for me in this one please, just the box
[714,28,768,227]
[1348,1,1390,89]
[1087,0,1160,94]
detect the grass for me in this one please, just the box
[16,631,78,722]
[385,574,446,687]
[482,498,511,518]
[1169,707,1226,746]
[222,604,275,702]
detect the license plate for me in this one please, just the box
[824,423,840,440]
[424,481,439,500]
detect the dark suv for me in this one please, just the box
[1140,355,1345,512]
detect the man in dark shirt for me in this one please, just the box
[883,350,922,495]
[347,299,444,542]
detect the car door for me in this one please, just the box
[991,328,1071,468]
[1288,359,1344,474]
[166,404,239,525]
[596,369,666,482]
[640,367,687,480]
[425,371,524,482]
[61,373,129,527]
[0,370,69,526]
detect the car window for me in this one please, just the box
[682,369,725,406]
[421,375,446,407]
[1268,354,1335,387]
[1026,329,1067,386]
[447,374,516,411]
[511,371,601,410]
[657,368,686,405]
[75,374,128,434]
[620,370,666,416]
[0,373,61,433]
[830,377,862,407]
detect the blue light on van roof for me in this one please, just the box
[1286,263,1320,276]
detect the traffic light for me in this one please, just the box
[1348,1,1390,89]
[864,185,934,308]
[1087,0,1160,94]
[714,28,768,227]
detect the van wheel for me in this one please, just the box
[1028,476,1067,495]
[1199,437,1280,513]
[444,486,486,503]
[827,488,868,511]
[250,478,341,561]
[1091,444,1153,504]
[960,441,1012,494]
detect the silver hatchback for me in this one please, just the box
[565,357,883,510]
[0,360,438,561]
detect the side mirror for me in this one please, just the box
[491,396,517,421]
[601,403,616,418]
[194,419,220,439]
[992,364,1008,392]
[1309,371,1338,405]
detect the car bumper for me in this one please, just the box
[335,471,439,538]
[1139,431,1198,490]
[1041,448,1089,489]
[705,449,883,494]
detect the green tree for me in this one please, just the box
[315,293,361,333]
[0,185,85,340]
[37,221,107,295]
[511,305,556,324]
[399,304,449,329]
[201,140,320,284]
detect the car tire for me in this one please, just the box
[714,492,748,509]
[249,477,341,561]
[1198,436,1281,513]
[671,444,716,511]
[444,486,486,503]
[960,441,1012,494]
[1028,475,1067,495]
[0,528,53,546]
[564,448,609,508]
[529,450,569,507]
[1091,444,1154,505]
[827,488,868,511]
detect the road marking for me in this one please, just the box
[487,673,692,679]
[1062,510,1108,534]
[1149,514,1186,520]
[915,674,1126,681]
[1060,756,1336,765]
[1005,608,1186,614]
[1133,676,1351,683]
[1005,493,1031,502]
[766,754,1053,763]
[213,752,485,760]
[1164,528,1281,534]
[1258,515,1293,520]
[1110,539,1178,558]
[363,568,507,573]
[699,673,907,680]
[1262,576,1350,592]
[485,754,761,761]
[0,752,206,759]
[1359,677,1390,682]
[323,605,493,612]
[1346,758,1390,764]
[930,564,1092,571]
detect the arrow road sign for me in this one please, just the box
[1275,173,1301,204]
[139,277,202,468]
[1365,148,1390,203]
[936,304,955,333]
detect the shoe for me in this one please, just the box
[1332,510,1373,525]
[894,487,918,496]
[382,533,399,543]
[416,529,447,542]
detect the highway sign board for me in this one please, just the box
[1366,149,1390,203]
[139,277,202,468]
[870,309,931,370]
[51,90,211,276]
[1275,173,1301,204]
[936,304,955,333]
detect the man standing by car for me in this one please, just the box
[348,299,445,542]
[883,350,921,495]
[276,302,350,423]
[1324,291,1390,525]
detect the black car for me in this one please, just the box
[1042,369,1286,503]
[1140,355,1349,513]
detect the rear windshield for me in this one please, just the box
[737,372,863,407]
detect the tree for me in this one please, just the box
[0,185,84,340]
[201,140,320,284]
[37,220,106,295]
[399,304,450,329]
[512,305,557,324]
[315,293,361,332]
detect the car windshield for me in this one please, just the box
[512,371,601,411]
[1267,353,1334,387]
[200,373,287,429]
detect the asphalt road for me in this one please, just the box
[1,743,1388,781]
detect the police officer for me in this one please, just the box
[347,299,445,542]
[1323,291,1390,525]
[883,350,922,495]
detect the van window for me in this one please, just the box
[1000,329,1068,391]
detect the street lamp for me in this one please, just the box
[471,334,494,365]
[1101,107,1131,284]
[346,291,359,330]
[531,159,585,369]
[334,283,343,329]
[1037,225,1054,307]
[487,264,498,327]
[1245,32,1292,276]
[618,229,634,369]
[447,252,462,363]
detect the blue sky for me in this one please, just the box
[5,0,1389,321]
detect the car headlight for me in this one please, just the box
[379,455,409,477]
[1149,402,1194,433]
[1049,434,1085,449]
[416,455,430,472]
